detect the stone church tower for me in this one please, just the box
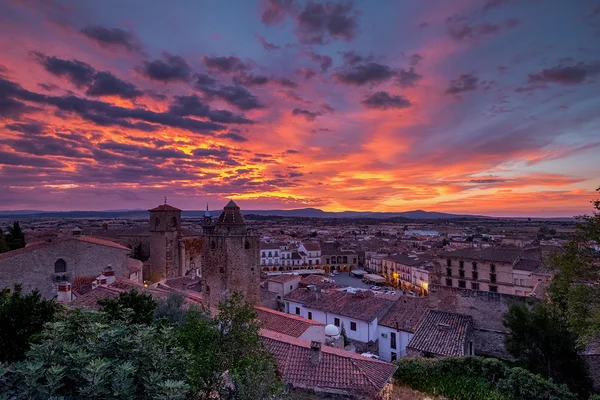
[200,200,259,306]
[148,203,182,282]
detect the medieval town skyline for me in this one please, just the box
[1,0,599,217]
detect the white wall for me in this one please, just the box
[299,325,326,343]
[378,325,414,361]
[284,300,375,343]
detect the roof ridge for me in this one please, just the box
[349,357,380,392]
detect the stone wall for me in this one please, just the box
[200,234,260,306]
[0,239,131,299]
[427,284,532,358]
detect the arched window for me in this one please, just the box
[343,256,348,264]
[54,259,67,273]
[171,216,177,228]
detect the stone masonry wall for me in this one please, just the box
[0,239,131,299]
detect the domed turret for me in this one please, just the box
[325,324,340,338]
[214,200,247,235]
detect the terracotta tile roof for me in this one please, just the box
[302,242,321,251]
[256,306,324,338]
[260,329,396,397]
[284,288,394,322]
[378,297,429,332]
[260,242,281,250]
[407,310,473,357]
[0,235,129,260]
[148,204,182,212]
[70,285,122,309]
[514,258,540,271]
[126,258,143,274]
[268,274,301,284]
[442,248,524,264]
[300,275,325,286]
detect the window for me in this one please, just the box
[391,352,397,361]
[490,263,496,273]
[245,241,250,249]
[343,256,348,264]
[353,258,357,263]
[309,260,312,265]
[459,260,464,269]
[520,279,524,286]
[390,332,397,349]
[262,252,266,257]
[445,278,453,287]
[471,282,480,290]
[446,268,452,277]
[295,307,300,315]
[458,280,466,288]
[54,259,66,273]
[459,269,465,278]
[334,318,340,327]
[350,322,357,331]
[490,273,497,283]
[490,285,498,293]
[205,285,210,293]
[514,278,518,285]
[472,262,477,270]
[472,271,478,280]
[211,241,216,249]
[308,312,312,320]
[446,259,451,267]
[171,216,177,228]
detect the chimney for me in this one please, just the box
[103,265,116,285]
[310,341,322,364]
[92,274,108,289]
[56,281,72,303]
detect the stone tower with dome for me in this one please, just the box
[200,200,260,306]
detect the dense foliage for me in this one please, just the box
[547,187,600,341]
[0,285,62,363]
[394,357,578,400]
[1,309,189,399]
[5,221,26,251]
[503,302,592,397]
[98,289,158,325]
[0,291,282,400]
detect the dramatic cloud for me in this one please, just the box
[408,53,423,66]
[333,62,395,85]
[446,17,519,41]
[341,50,371,66]
[168,94,252,124]
[445,74,479,94]
[397,67,422,88]
[34,53,142,99]
[138,53,192,83]
[528,62,600,85]
[219,130,248,142]
[255,33,281,51]
[80,26,143,53]
[362,91,412,109]
[296,1,360,44]
[233,73,297,88]
[261,0,295,25]
[4,121,46,135]
[306,51,333,72]
[291,108,320,120]
[195,83,265,110]
[202,55,251,74]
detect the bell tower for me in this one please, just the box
[148,202,182,282]
[200,200,259,306]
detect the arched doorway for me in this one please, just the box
[262,267,269,272]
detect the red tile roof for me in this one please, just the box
[302,242,321,251]
[378,297,429,332]
[260,329,396,397]
[407,310,473,357]
[256,306,323,338]
[70,285,122,308]
[0,235,129,260]
[148,204,182,212]
[125,258,143,274]
[267,274,301,284]
[284,288,394,322]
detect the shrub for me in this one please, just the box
[394,357,580,400]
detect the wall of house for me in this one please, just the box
[437,257,516,294]
[299,325,327,343]
[0,239,131,299]
[378,325,414,361]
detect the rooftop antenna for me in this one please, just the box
[164,196,167,205]
[206,203,209,211]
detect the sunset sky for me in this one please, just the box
[0,0,599,216]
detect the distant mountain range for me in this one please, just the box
[0,208,482,220]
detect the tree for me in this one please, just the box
[153,292,187,324]
[0,309,189,399]
[5,221,25,251]
[98,290,158,325]
[177,292,281,399]
[547,187,600,341]
[340,323,350,347]
[503,302,592,397]
[0,233,9,254]
[0,285,62,363]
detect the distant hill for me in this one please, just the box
[0,208,482,220]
